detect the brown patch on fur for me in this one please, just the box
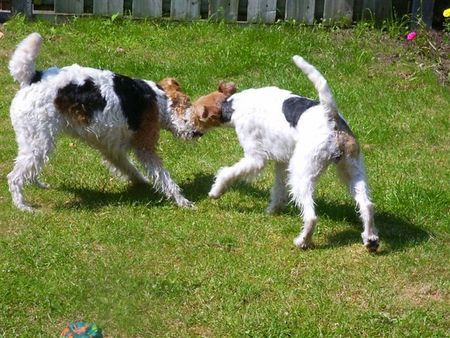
[336,117,360,159]
[54,79,106,126]
[192,81,236,132]
[158,77,191,118]
[53,100,91,125]
[132,100,160,152]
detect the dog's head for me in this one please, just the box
[191,81,236,133]
[158,77,202,139]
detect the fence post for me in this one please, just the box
[209,0,239,22]
[323,0,354,23]
[171,0,200,20]
[132,0,162,18]
[54,0,84,15]
[247,0,277,23]
[11,0,33,18]
[285,0,316,25]
[93,0,124,16]
[411,0,434,28]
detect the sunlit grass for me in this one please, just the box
[0,16,448,336]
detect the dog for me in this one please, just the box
[8,32,200,212]
[191,55,379,251]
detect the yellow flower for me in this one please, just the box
[444,8,450,18]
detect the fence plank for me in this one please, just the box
[411,0,433,28]
[285,0,315,24]
[358,0,392,22]
[209,0,239,22]
[11,0,32,17]
[10,0,409,25]
[247,0,277,23]
[171,0,200,20]
[93,0,123,16]
[54,0,84,14]
[132,0,162,18]
[375,0,392,21]
[323,0,354,22]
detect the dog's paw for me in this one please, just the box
[208,188,223,199]
[293,235,313,250]
[35,180,50,189]
[266,202,286,214]
[176,197,196,209]
[17,203,36,213]
[362,234,380,253]
[266,205,277,214]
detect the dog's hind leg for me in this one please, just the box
[267,161,289,214]
[288,143,330,249]
[8,129,57,212]
[336,157,379,252]
[135,149,194,208]
[208,156,266,199]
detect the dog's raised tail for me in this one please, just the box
[9,32,43,87]
[292,55,338,118]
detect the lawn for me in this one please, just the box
[0,16,449,337]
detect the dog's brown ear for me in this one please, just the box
[159,77,181,92]
[197,102,220,123]
[218,82,236,97]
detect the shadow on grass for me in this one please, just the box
[55,173,216,210]
[312,198,430,253]
[185,174,430,253]
[56,173,430,252]
[56,183,165,210]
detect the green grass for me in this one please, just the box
[0,16,449,337]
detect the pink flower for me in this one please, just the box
[406,31,417,41]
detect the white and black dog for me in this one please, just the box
[191,56,379,251]
[8,32,200,212]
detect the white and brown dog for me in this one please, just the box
[8,32,200,212]
[192,56,379,251]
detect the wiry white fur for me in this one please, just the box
[8,33,197,212]
[8,32,43,88]
[292,55,338,115]
[209,55,379,251]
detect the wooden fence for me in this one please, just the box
[0,0,437,27]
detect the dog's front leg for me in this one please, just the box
[267,161,289,214]
[209,156,266,199]
[135,150,194,208]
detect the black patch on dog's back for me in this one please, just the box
[113,74,157,131]
[54,78,106,124]
[220,99,234,123]
[282,96,319,127]
[30,71,43,84]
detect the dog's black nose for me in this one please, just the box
[193,131,203,137]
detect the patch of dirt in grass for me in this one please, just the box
[372,30,449,85]
[426,30,450,84]
[402,283,448,306]
[189,325,214,337]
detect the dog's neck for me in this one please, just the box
[220,98,235,123]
